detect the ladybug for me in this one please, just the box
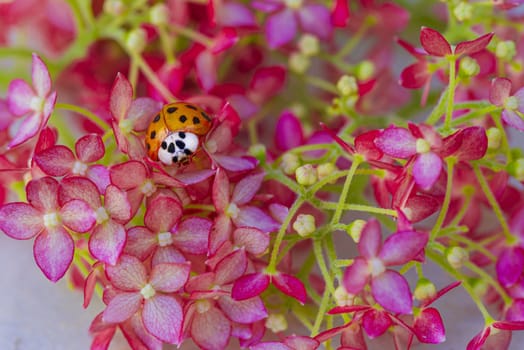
[145,102,212,166]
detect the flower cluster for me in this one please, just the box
[1,0,524,349]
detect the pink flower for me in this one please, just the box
[102,255,190,344]
[0,177,95,281]
[342,219,428,314]
[489,77,524,132]
[251,335,319,349]
[6,53,57,148]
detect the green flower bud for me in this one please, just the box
[295,164,317,186]
[293,214,316,236]
[508,158,524,181]
[317,163,337,181]
[104,0,125,15]
[446,246,469,269]
[355,60,375,81]
[249,144,267,163]
[337,75,358,96]
[298,34,319,56]
[266,313,288,333]
[486,127,502,150]
[126,28,148,54]
[334,285,353,306]
[459,56,480,78]
[289,53,310,74]
[347,219,366,243]
[414,278,437,301]
[496,40,517,61]
[150,3,169,26]
[281,153,301,175]
[453,2,473,22]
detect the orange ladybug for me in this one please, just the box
[145,102,212,165]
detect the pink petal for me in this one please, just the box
[215,2,256,27]
[26,176,59,212]
[251,343,290,350]
[218,295,267,324]
[31,54,52,97]
[127,98,162,131]
[211,28,239,54]
[284,335,319,350]
[362,309,392,338]
[143,295,183,344]
[265,9,297,48]
[58,176,101,208]
[232,172,265,205]
[110,160,147,190]
[298,4,332,39]
[232,273,270,300]
[404,194,440,223]
[110,73,132,121]
[145,196,182,232]
[105,185,132,223]
[76,134,105,163]
[399,61,430,89]
[331,0,350,27]
[444,126,487,161]
[106,254,147,291]
[342,257,370,294]
[153,246,187,265]
[175,169,216,185]
[0,203,43,239]
[209,214,232,255]
[215,249,247,286]
[124,312,164,350]
[420,27,451,57]
[213,168,230,211]
[102,292,142,323]
[502,109,524,132]
[90,220,127,265]
[191,306,231,350]
[379,231,428,266]
[172,217,211,254]
[60,199,95,232]
[414,307,446,343]
[227,94,258,120]
[196,50,217,92]
[213,154,258,171]
[124,226,157,260]
[355,130,383,160]
[374,127,417,158]
[249,66,287,101]
[34,145,75,176]
[7,79,34,115]
[33,227,74,282]
[42,91,57,123]
[275,111,304,151]
[489,77,512,106]
[87,165,111,194]
[234,206,280,233]
[371,270,413,314]
[413,152,442,190]
[496,247,524,287]
[273,273,307,304]
[111,120,128,154]
[8,112,43,148]
[150,263,190,292]
[358,219,382,259]
[455,33,494,56]
[233,227,269,255]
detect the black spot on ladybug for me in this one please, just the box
[172,156,178,163]
[150,131,156,139]
[153,114,161,122]
[201,112,211,121]
[176,140,186,149]
[161,141,167,150]
[146,143,151,150]
[168,143,175,153]
[179,115,187,123]
[178,132,186,139]
[192,116,201,124]
[184,149,192,155]
[186,105,197,110]
[167,107,178,113]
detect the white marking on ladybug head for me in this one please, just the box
[158,131,199,166]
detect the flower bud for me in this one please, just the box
[104,0,125,15]
[334,286,353,306]
[150,3,169,26]
[293,214,316,236]
[317,163,337,181]
[459,57,480,78]
[295,164,317,186]
[355,60,375,81]
[453,2,473,22]
[281,153,300,175]
[446,246,469,269]
[486,127,502,150]
[289,53,310,74]
[496,40,516,61]
[337,75,358,96]
[298,34,319,56]
[508,158,524,181]
[347,219,366,243]
[126,28,148,54]
[249,143,267,163]
[414,278,437,302]
[470,277,488,298]
[266,313,288,333]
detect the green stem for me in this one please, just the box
[313,239,335,295]
[448,186,474,227]
[331,156,363,224]
[131,53,176,102]
[430,157,456,239]
[311,281,331,336]
[464,261,512,306]
[321,202,397,217]
[55,103,109,131]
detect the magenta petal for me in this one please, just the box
[60,199,95,233]
[331,0,350,27]
[145,196,182,232]
[191,306,231,350]
[87,165,111,194]
[172,217,211,254]
[232,172,265,205]
[375,127,417,158]
[216,2,256,27]
[212,168,230,211]
[0,203,43,239]
[34,145,75,176]
[362,309,392,339]
[196,50,217,91]
[58,176,101,208]
[455,33,494,56]
[342,257,369,294]
[490,77,512,106]
[103,292,142,323]
[90,220,127,265]
[174,169,215,185]
[7,79,34,115]
[153,246,186,265]
[399,62,430,89]
[235,206,280,233]
[414,307,446,344]
[420,27,452,57]
[379,231,428,266]
[284,336,319,350]
[358,219,382,259]
[218,296,267,324]
[33,227,74,282]
[27,177,59,212]
[213,154,257,171]
[502,109,524,132]
[76,134,105,163]
[232,273,270,300]
[371,270,413,314]
[105,185,132,223]
[413,152,442,190]
[298,4,332,39]
[110,160,147,190]
[215,249,247,286]
[273,273,307,304]
[8,112,42,148]
[450,127,487,160]
[125,226,156,260]
[150,263,190,292]
[233,227,269,255]
[275,111,304,151]
[496,248,524,287]
[249,66,287,100]
[251,343,290,350]
[143,295,183,344]
[31,54,52,97]
[110,73,132,121]
[265,8,297,48]
[106,254,147,290]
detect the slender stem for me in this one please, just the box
[313,239,335,295]
[332,156,363,224]
[448,186,474,227]
[335,21,370,59]
[131,53,176,102]
[431,157,456,239]
[321,201,397,217]
[55,103,109,131]
[464,261,512,305]
[311,280,331,336]
[170,24,213,47]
